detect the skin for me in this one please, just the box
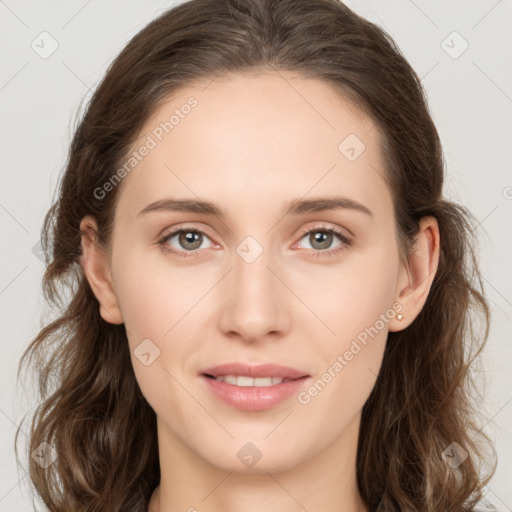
[79,71,440,512]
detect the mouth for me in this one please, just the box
[200,362,309,382]
[199,363,311,411]
[202,374,305,387]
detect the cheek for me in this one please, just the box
[296,308,390,438]
[304,243,400,342]
[112,249,190,341]
[297,247,399,409]
[111,250,205,406]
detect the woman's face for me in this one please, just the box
[106,71,406,473]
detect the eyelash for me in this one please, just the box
[157,224,352,259]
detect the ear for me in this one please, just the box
[388,216,440,332]
[78,215,124,325]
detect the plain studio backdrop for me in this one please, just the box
[1,1,511,510]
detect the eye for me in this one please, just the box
[157,224,352,259]
[158,227,214,258]
[294,224,352,258]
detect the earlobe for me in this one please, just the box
[389,216,440,332]
[79,215,124,325]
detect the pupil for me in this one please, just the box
[312,231,331,250]
[180,231,202,250]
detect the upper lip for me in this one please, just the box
[201,363,309,380]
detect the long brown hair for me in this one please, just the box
[17,0,496,510]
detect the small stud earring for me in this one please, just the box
[397,313,404,321]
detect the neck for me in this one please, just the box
[148,413,368,512]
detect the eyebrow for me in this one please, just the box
[137,196,373,219]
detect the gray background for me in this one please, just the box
[1,0,511,510]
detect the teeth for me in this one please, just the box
[213,375,286,386]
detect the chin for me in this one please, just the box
[197,438,308,475]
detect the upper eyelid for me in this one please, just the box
[296,223,351,239]
[159,223,215,243]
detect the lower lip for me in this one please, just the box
[201,375,310,411]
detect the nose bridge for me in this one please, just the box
[218,234,289,341]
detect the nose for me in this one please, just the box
[217,239,291,344]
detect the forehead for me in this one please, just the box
[115,71,392,222]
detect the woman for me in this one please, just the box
[17,0,496,510]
